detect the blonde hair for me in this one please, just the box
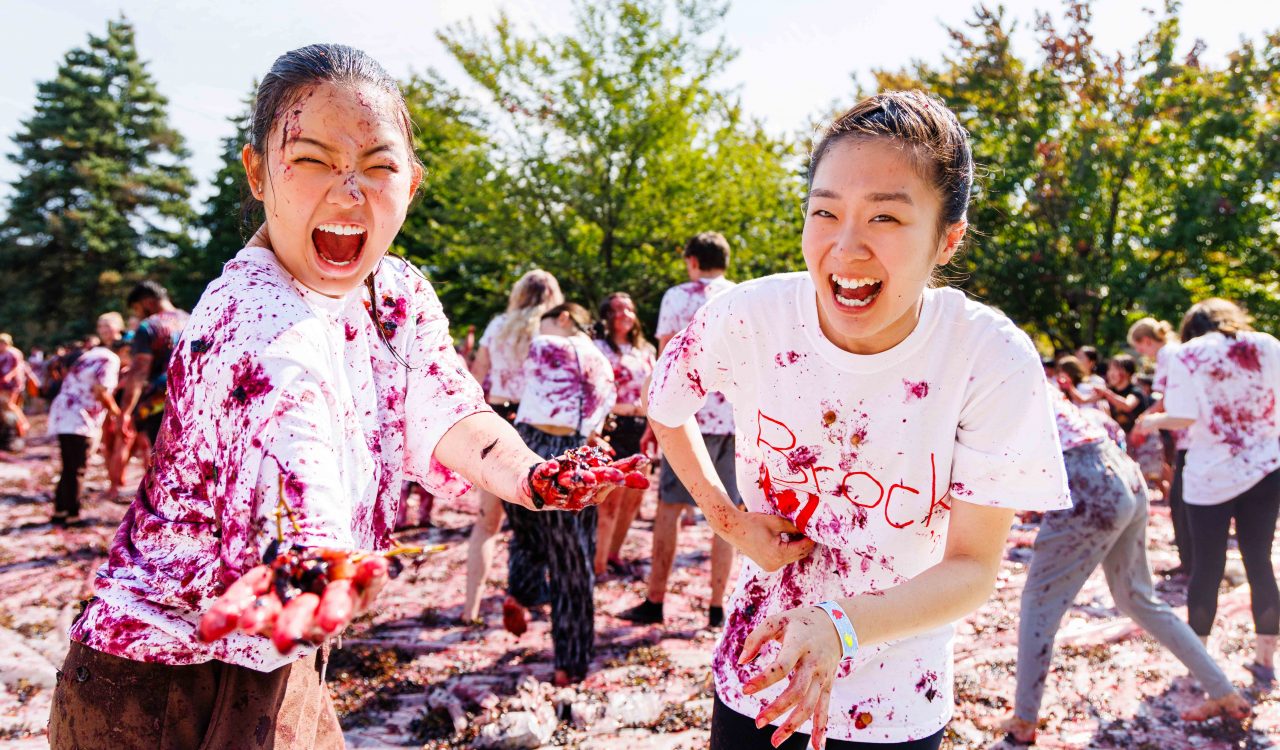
[97,312,125,332]
[494,269,564,362]
[0,333,11,346]
[1127,317,1176,347]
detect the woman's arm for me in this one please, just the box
[650,416,814,571]
[739,499,1015,746]
[1134,411,1194,434]
[433,411,544,509]
[1098,387,1140,415]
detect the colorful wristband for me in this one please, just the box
[816,600,859,661]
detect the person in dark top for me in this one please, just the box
[119,281,190,448]
[1097,353,1149,434]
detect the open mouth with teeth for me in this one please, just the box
[311,223,368,269]
[831,273,883,310]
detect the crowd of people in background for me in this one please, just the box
[1,282,191,524]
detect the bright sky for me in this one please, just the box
[2,0,1278,206]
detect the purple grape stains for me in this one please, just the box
[344,321,359,341]
[949,482,973,497]
[915,670,940,702]
[1227,339,1262,372]
[774,351,804,367]
[902,379,930,401]
[786,445,821,475]
[228,356,273,406]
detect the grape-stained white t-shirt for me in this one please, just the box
[1163,331,1280,505]
[593,339,655,409]
[647,273,1069,743]
[1049,382,1108,452]
[1153,341,1189,450]
[479,313,528,403]
[72,247,489,671]
[516,335,616,437]
[48,346,120,438]
[656,277,736,435]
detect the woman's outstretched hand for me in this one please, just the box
[525,446,650,511]
[739,605,844,749]
[198,547,391,653]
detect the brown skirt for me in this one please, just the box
[48,640,344,750]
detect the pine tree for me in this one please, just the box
[0,17,194,344]
[168,89,257,309]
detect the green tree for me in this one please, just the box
[0,17,194,344]
[873,1,1280,350]
[165,89,258,309]
[393,72,527,335]
[438,0,804,326]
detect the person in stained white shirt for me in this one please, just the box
[592,291,656,577]
[463,269,564,624]
[505,302,617,685]
[47,313,123,526]
[621,231,741,629]
[48,45,632,750]
[1128,316,1191,573]
[647,92,1072,749]
[1136,298,1280,687]
[999,386,1247,744]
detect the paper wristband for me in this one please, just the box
[815,600,859,661]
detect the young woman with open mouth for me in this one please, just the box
[47,44,642,749]
[645,92,1072,749]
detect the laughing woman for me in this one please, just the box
[646,92,1071,749]
[48,45,634,750]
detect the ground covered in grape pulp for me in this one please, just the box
[0,418,1276,748]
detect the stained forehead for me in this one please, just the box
[277,81,408,149]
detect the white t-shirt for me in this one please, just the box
[516,335,616,437]
[1163,331,1280,505]
[1153,341,1189,450]
[593,339,655,409]
[48,346,120,437]
[656,277,736,434]
[647,273,1069,743]
[1075,373,1109,413]
[1049,382,1108,452]
[72,247,489,671]
[479,313,529,403]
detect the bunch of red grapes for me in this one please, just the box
[528,447,649,510]
[198,541,400,653]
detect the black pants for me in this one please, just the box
[505,423,596,678]
[1186,466,1280,636]
[710,696,944,750]
[1168,448,1193,570]
[55,434,90,518]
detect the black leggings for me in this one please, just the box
[55,434,90,518]
[1186,466,1280,636]
[710,696,944,750]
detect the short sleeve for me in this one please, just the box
[403,280,492,495]
[949,361,1070,511]
[655,288,681,338]
[647,302,734,429]
[100,354,120,392]
[131,323,155,356]
[1162,353,1198,421]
